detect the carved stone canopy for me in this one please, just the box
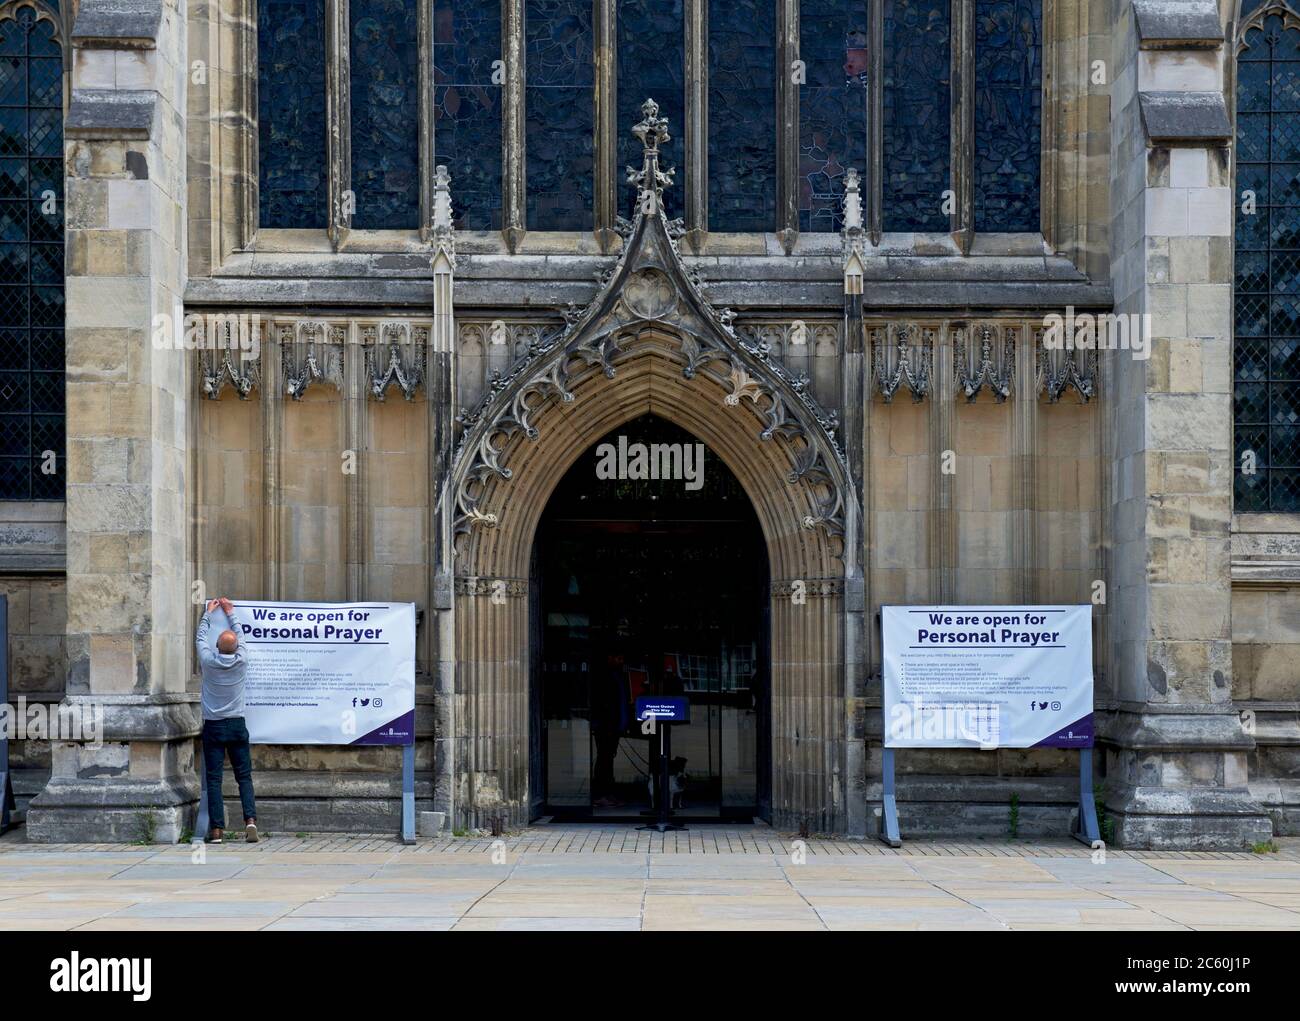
[450,99,855,559]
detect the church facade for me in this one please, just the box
[1,0,1296,847]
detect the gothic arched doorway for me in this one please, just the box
[531,414,770,822]
[446,100,861,835]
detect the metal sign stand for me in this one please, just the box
[0,595,14,834]
[878,744,1101,847]
[637,722,684,834]
[401,743,416,844]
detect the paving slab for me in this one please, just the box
[0,827,1295,931]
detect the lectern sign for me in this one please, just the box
[881,605,1094,749]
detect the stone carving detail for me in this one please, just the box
[870,323,932,403]
[622,267,677,320]
[739,321,839,356]
[771,578,844,599]
[1036,326,1097,403]
[454,576,529,598]
[282,321,344,400]
[365,322,427,401]
[449,99,854,553]
[954,323,1015,403]
[200,320,262,400]
[841,167,867,295]
[431,163,455,263]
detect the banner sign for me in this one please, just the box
[882,605,1094,749]
[230,600,416,746]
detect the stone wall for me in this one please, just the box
[21,0,1300,847]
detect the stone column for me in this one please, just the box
[27,0,195,842]
[1102,0,1270,848]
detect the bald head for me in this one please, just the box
[217,630,239,655]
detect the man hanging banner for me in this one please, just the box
[881,605,1094,749]
[230,600,416,745]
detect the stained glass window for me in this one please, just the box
[434,0,502,230]
[350,0,421,229]
[526,0,595,231]
[1235,12,1300,512]
[257,0,328,229]
[799,0,868,233]
[883,0,950,232]
[708,0,776,232]
[0,8,62,500]
[618,0,684,221]
[973,0,1041,232]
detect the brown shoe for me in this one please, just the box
[245,822,259,843]
[205,828,223,844]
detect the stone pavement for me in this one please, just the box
[1,826,1299,931]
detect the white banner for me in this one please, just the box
[228,600,416,745]
[882,605,1094,749]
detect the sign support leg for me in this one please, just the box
[1074,747,1100,845]
[401,742,416,844]
[194,763,209,843]
[879,746,901,847]
[0,595,12,835]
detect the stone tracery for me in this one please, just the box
[448,99,855,555]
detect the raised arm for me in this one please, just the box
[221,601,248,664]
[196,605,217,668]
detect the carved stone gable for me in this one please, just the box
[450,99,855,559]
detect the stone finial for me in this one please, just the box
[625,98,676,219]
[842,167,866,295]
[632,97,670,154]
[433,165,453,234]
[842,168,863,233]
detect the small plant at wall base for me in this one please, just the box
[1008,793,1020,840]
[1094,783,1116,845]
[1251,840,1280,854]
[133,809,157,845]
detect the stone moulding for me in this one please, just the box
[1138,91,1232,144]
[365,322,427,402]
[870,323,933,403]
[1035,325,1097,404]
[196,318,433,402]
[199,321,260,400]
[954,323,1015,403]
[68,0,161,48]
[454,577,528,598]
[449,99,855,556]
[770,578,844,599]
[1133,0,1224,49]
[866,320,1101,404]
[282,321,344,400]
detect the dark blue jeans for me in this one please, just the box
[202,717,256,829]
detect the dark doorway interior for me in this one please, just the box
[530,414,770,822]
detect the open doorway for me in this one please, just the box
[529,414,770,822]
